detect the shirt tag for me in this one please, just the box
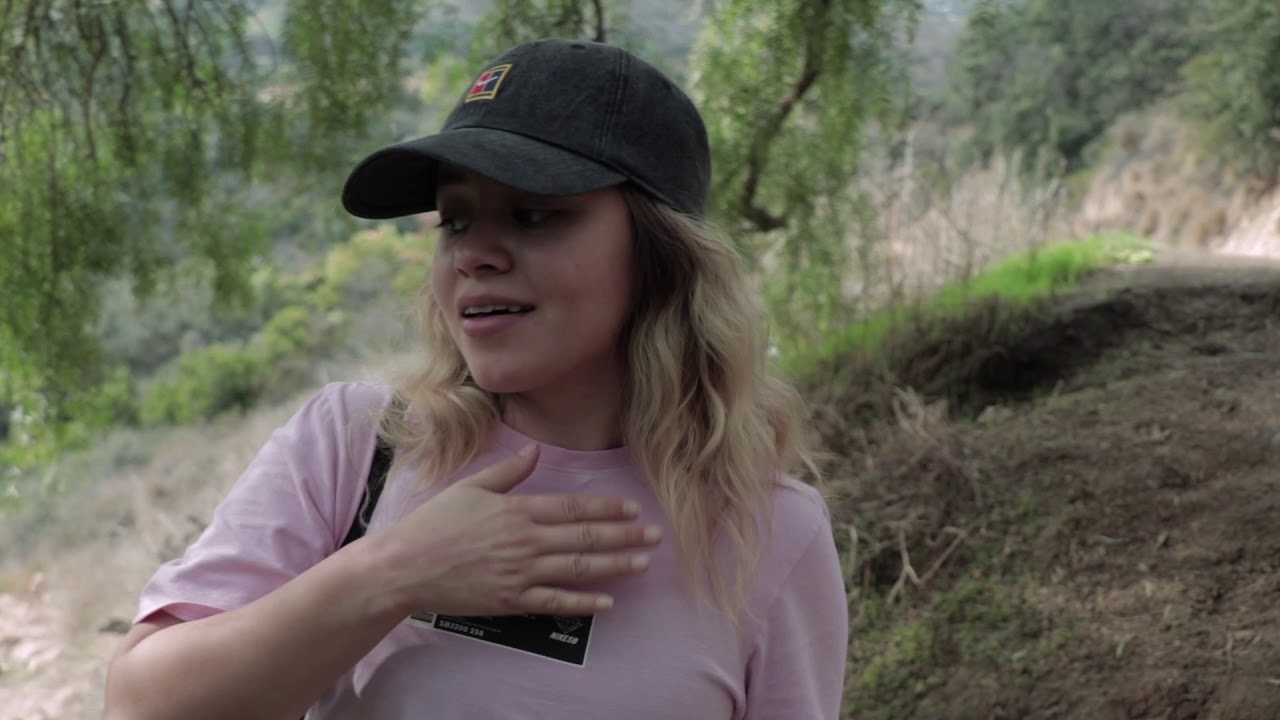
[408,612,593,666]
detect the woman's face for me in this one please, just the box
[431,167,634,398]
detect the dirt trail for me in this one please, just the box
[3,253,1280,718]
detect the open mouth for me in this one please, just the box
[461,304,535,318]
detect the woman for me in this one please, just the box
[106,38,848,719]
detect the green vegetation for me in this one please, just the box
[1179,0,1280,177]
[132,222,429,427]
[949,0,1201,174]
[694,0,917,349]
[779,233,1153,377]
[138,345,269,427]
[0,0,424,415]
[948,0,1280,176]
[0,222,428,485]
[850,579,1072,720]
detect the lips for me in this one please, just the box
[456,293,536,318]
[456,294,536,338]
[461,304,535,318]
[459,310,532,338]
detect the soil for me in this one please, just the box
[3,253,1280,719]
[820,254,1280,719]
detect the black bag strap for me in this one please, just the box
[340,436,394,548]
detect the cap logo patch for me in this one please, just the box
[466,64,513,103]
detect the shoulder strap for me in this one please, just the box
[340,436,394,548]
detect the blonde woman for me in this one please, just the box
[107,39,848,719]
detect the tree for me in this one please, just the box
[0,0,424,412]
[469,0,656,67]
[487,0,615,45]
[949,0,1201,174]
[692,0,921,353]
[1179,0,1280,179]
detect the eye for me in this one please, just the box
[437,215,470,235]
[513,208,554,229]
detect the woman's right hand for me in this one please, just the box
[372,443,661,617]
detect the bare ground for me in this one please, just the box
[3,256,1280,719]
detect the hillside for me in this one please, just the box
[2,251,1280,718]
[1077,113,1280,257]
[822,252,1280,718]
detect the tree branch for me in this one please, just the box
[738,0,832,232]
[591,0,606,42]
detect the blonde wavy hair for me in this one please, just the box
[380,185,816,614]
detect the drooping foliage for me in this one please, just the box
[692,0,921,352]
[0,0,424,408]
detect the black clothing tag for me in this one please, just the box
[408,612,593,666]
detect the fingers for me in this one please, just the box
[514,552,652,614]
[460,443,540,493]
[491,552,649,616]
[512,492,642,525]
[526,552,651,587]
[534,522,662,554]
[517,586,616,615]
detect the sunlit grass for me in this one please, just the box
[779,232,1154,377]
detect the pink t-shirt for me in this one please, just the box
[135,382,848,719]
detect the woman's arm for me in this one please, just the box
[106,446,660,720]
[106,536,409,720]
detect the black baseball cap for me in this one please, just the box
[342,39,711,219]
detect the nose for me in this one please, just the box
[451,224,513,278]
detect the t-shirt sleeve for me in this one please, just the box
[744,490,849,720]
[133,381,390,624]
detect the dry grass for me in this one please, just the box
[818,387,981,595]
[0,400,305,719]
[852,143,1075,307]
[0,353,410,720]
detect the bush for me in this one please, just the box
[139,345,268,426]
[261,305,318,364]
[316,225,429,310]
[79,365,140,429]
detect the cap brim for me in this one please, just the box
[341,127,627,219]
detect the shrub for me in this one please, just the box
[139,345,267,426]
[316,224,431,309]
[261,305,317,364]
[79,365,140,429]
